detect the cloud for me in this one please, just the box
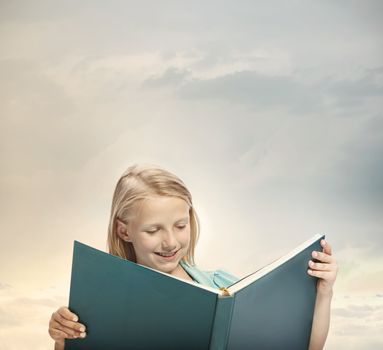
[0,286,67,349]
[326,293,383,349]
[153,67,383,113]
[144,67,191,87]
[176,70,319,112]
[0,54,161,177]
[328,114,383,206]
[0,282,12,289]
[332,304,382,318]
[319,67,383,108]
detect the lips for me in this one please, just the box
[154,249,179,259]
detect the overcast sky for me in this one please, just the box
[1,1,382,349]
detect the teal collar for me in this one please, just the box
[179,260,217,288]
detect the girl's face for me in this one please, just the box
[124,196,191,276]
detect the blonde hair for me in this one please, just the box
[107,164,200,265]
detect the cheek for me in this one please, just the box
[181,228,191,246]
[136,235,159,251]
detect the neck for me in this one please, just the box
[170,262,194,282]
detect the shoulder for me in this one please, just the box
[210,268,239,288]
[180,260,239,289]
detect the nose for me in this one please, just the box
[161,229,177,251]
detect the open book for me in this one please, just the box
[66,233,324,350]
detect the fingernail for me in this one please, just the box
[73,316,78,322]
[312,251,317,257]
[322,240,326,245]
[308,269,312,274]
[309,260,314,266]
[80,332,86,338]
[80,326,85,332]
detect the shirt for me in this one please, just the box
[180,260,239,289]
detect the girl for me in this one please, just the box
[48,164,338,350]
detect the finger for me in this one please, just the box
[49,328,74,341]
[321,239,332,255]
[52,320,86,338]
[312,250,334,263]
[308,260,334,271]
[307,269,329,279]
[53,312,86,333]
[58,306,79,322]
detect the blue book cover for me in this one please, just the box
[66,234,323,349]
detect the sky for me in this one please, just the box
[0,0,382,349]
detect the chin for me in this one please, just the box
[154,260,180,274]
[151,266,173,275]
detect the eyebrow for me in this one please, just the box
[142,217,189,228]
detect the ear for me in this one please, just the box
[116,219,132,242]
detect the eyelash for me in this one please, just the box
[145,225,186,234]
[146,229,158,234]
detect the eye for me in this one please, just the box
[145,228,158,234]
[176,225,186,230]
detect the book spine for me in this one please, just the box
[209,295,235,350]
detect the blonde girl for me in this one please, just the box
[48,164,337,350]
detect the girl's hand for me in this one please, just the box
[308,239,338,296]
[48,306,87,345]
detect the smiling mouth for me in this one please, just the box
[154,249,179,258]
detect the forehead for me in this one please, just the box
[135,196,190,222]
